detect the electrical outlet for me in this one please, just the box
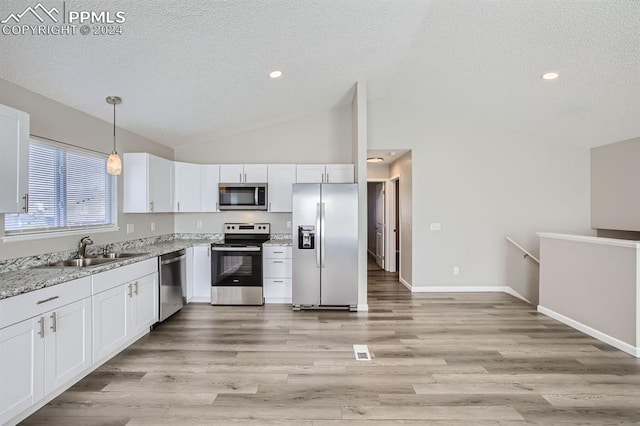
[196,220,203,229]
[430,223,441,231]
[453,266,459,275]
[150,222,156,232]
[126,224,134,234]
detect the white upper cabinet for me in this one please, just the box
[123,153,173,213]
[219,164,244,183]
[296,164,354,183]
[174,162,202,212]
[325,164,354,183]
[268,164,296,212]
[220,164,268,183]
[243,164,268,182]
[201,164,220,212]
[0,104,29,213]
[296,164,325,183]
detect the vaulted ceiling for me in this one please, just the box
[0,0,638,148]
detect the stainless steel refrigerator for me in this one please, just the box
[292,183,358,310]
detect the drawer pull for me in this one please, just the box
[134,281,139,295]
[128,283,133,298]
[273,261,284,263]
[273,251,284,254]
[273,280,284,283]
[37,296,59,305]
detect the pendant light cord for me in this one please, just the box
[112,102,117,153]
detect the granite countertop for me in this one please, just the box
[0,239,214,301]
[263,239,293,247]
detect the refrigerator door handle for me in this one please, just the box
[316,203,321,268]
[320,202,326,268]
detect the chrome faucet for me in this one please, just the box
[77,236,94,258]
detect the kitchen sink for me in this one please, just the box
[95,252,147,259]
[40,253,148,268]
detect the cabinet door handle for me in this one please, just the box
[37,317,45,338]
[128,283,133,298]
[149,201,154,212]
[239,173,242,182]
[273,260,284,264]
[215,202,219,211]
[134,281,139,295]
[37,295,59,305]
[22,193,29,212]
[273,280,284,283]
[269,202,271,211]
[177,202,180,212]
[273,251,284,254]
[326,173,330,182]
[50,312,57,333]
[244,173,247,182]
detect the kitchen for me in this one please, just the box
[2,1,640,424]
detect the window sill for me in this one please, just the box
[2,226,120,243]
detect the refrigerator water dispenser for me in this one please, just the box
[298,225,315,249]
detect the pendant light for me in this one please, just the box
[106,96,122,175]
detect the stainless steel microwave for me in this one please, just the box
[218,183,268,210]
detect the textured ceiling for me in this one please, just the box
[0,0,638,149]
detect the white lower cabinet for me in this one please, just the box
[0,317,43,425]
[263,246,293,303]
[44,298,92,394]
[0,277,92,426]
[188,246,211,303]
[92,261,158,365]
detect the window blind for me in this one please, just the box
[5,139,115,234]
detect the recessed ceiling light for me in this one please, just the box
[269,70,282,79]
[367,157,384,163]
[541,71,559,80]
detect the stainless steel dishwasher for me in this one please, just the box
[159,249,186,322]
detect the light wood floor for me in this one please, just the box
[21,270,640,425]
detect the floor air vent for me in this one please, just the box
[353,344,371,361]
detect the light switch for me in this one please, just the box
[150,222,156,232]
[430,223,441,231]
[196,220,203,229]
[126,224,134,234]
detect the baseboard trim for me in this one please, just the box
[357,304,369,312]
[537,305,640,358]
[503,287,531,304]
[411,285,510,293]
[189,297,211,303]
[399,277,411,290]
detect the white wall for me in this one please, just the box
[369,99,592,289]
[0,78,174,261]
[174,105,352,164]
[591,136,640,232]
[172,104,353,236]
[367,163,390,179]
[389,152,413,285]
[352,82,368,308]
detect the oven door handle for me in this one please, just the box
[211,246,261,252]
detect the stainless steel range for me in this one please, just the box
[210,223,270,305]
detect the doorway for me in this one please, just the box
[366,177,400,276]
[367,181,385,271]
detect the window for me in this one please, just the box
[4,139,116,236]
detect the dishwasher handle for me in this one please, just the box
[160,254,186,266]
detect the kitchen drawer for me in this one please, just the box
[263,258,292,278]
[263,278,292,300]
[0,276,91,329]
[92,257,157,294]
[263,246,292,259]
